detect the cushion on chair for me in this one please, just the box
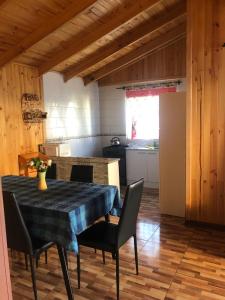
[77,221,118,252]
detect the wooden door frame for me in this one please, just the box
[0,178,12,299]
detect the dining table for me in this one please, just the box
[2,175,121,300]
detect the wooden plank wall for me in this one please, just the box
[0,181,12,300]
[0,63,44,175]
[186,0,225,224]
[98,37,186,86]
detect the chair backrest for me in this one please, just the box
[46,163,57,179]
[117,178,144,247]
[3,191,33,255]
[70,165,93,183]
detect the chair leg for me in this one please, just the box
[29,255,38,300]
[36,256,39,268]
[64,248,68,268]
[77,251,81,289]
[102,250,106,264]
[133,234,138,275]
[24,254,28,270]
[116,250,120,300]
[45,250,48,264]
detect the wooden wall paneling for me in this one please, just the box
[0,180,12,300]
[63,1,186,81]
[0,0,7,7]
[84,25,185,85]
[0,71,7,175]
[0,63,44,175]
[98,37,186,86]
[38,0,160,75]
[186,0,225,224]
[0,0,97,69]
[0,0,185,72]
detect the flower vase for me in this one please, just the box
[38,171,47,190]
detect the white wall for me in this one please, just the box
[99,85,126,147]
[159,92,186,217]
[43,76,186,156]
[98,80,186,147]
[43,72,102,156]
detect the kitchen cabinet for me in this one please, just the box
[126,149,159,188]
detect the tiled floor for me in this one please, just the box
[10,189,225,299]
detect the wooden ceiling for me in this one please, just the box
[0,0,186,84]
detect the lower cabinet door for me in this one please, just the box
[126,150,159,188]
[146,152,159,188]
[126,150,148,184]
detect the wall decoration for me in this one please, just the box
[21,93,47,123]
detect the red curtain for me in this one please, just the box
[126,86,176,98]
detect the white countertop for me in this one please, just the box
[126,146,159,152]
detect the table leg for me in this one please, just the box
[57,244,74,300]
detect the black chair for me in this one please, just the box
[70,165,93,183]
[77,178,144,300]
[3,191,55,300]
[46,162,57,179]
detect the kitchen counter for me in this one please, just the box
[126,147,159,152]
[51,156,120,191]
[52,156,120,164]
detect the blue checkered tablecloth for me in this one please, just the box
[2,175,121,253]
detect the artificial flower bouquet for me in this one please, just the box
[28,157,52,172]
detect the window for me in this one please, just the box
[126,95,159,140]
[125,86,177,140]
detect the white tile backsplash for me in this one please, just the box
[43,72,102,156]
[99,85,126,136]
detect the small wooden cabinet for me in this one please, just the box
[18,152,48,177]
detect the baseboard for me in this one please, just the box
[185,220,225,231]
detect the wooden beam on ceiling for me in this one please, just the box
[0,0,8,9]
[83,24,186,85]
[63,1,186,82]
[0,0,7,6]
[38,0,160,76]
[0,0,97,68]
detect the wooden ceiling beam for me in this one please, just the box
[63,1,186,82]
[0,0,7,6]
[0,0,9,9]
[0,0,97,68]
[38,0,160,76]
[83,24,186,85]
